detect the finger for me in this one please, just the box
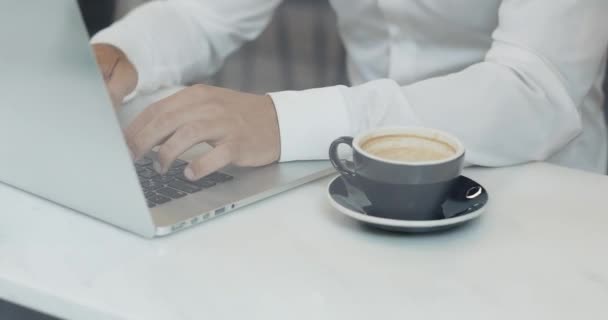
[125,86,210,140]
[129,107,204,159]
[184,144,233,181]
[156,121,225,173]
[129,101,223,159]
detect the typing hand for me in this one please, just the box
[92,44,138,108]
[125,85,281,180]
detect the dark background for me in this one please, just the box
[78,0,116,36]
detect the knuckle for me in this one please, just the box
[145,102,171,121]
[154,111,175,129]
[203,104,225,119]
[178,122,200,140]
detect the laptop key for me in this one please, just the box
[151,175,176,184]
[141,179,163,191]
[136,167,149,175]
[176,174,216,188]
[157,187,187,199]
[193,178,216,188]
[207,172,234,183]
[138,167,159,179]
[167,180,201,193]
[148,194,171,205]
[147,201,156,208]
[219,173,234,182]
[166,167,185,177]
[135,158,153,167]
[144,191,156,199]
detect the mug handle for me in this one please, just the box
[329,136,357,178]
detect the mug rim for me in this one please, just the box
[352,126,465,166]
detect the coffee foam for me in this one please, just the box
[360,134,457,163]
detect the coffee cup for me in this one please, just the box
[329,127,465,221]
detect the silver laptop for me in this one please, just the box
[0,0,333,238]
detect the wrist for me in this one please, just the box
[264,94,281,162]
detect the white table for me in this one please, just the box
[1,162,607,320]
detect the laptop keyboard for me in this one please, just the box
[135,156,233,208]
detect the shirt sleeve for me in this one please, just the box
[91,0,281,93]
[271,0,608,165]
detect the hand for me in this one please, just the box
[92,44,138,108]
[125,85,281,180]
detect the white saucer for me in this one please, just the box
[327,175,488,233]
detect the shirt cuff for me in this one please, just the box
[91,21,154,95]
[269,86,351,162]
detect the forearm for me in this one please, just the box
[270,70,581,167]
[269,0,608,166]
[91,0,281,93]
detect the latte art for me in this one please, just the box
[361,134,456,162]
[367,146,454,162]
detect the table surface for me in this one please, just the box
[1,162,607,320]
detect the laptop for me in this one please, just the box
[0,0,334,238]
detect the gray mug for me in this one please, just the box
[329,127,465,221]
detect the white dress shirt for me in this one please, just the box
[92,0,608,173]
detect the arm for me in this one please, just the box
[270,0,608,166]
[92,0,281,95]
[120,0,608,180]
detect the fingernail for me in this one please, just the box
[184,167,195,181]
[153,161,162,174]
[129,149,135,160]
